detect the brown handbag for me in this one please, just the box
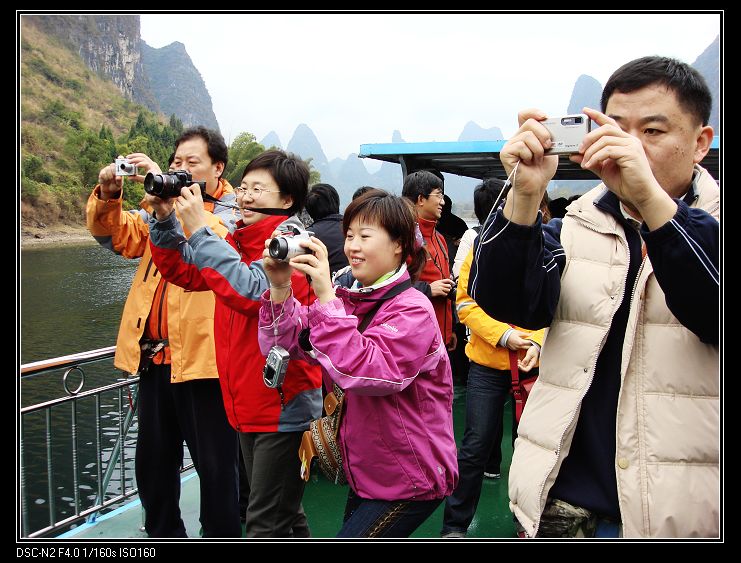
[299,383,346,484]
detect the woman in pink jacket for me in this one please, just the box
[259,190,458,537]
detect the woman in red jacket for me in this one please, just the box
[147,150,322,538]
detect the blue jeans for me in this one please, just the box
[337,489,442,538]
[442,362,512,535]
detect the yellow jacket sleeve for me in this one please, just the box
[456,249,512,347]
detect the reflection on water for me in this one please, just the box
[21,244,141,535]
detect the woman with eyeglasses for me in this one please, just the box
[146,149,322,538]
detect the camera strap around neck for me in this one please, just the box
[200,192,291,215]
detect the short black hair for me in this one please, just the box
[402,170,444,204]
[474,178,505,225]
[305,183,340,222]
[352,186,374,200]
[601,56,712,126]
[241,149,309,214]
[175,126,228,173]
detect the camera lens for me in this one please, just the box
[269,237,289,261]
[144,172,181,198]
[574,116,583,124]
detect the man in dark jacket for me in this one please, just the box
[305,183,349,276]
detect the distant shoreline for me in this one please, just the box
[20,225,96,249]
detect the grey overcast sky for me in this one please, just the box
[140,12,720,167]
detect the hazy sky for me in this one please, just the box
[140,13,720,168]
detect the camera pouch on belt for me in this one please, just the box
[138,339,168,374]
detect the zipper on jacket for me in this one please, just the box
[142,257,154,283]
[225,308,240,429]
[530,217,631,538]
[614,253,649,536]
[156,281,168,340]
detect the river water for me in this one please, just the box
[20,243,140,535]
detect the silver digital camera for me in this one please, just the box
[115,158,137,176]
[263,345,290,388]
[542,114,592,155]
[268,227,315,262]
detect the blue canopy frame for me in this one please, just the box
[359,137,720,181]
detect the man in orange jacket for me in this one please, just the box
[86,126,241,537]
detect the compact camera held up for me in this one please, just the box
[115,158,138,176]
[143,170,207,199]
[268,227,315,262]
[542,114,592,155]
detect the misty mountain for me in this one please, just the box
[287,123,330,175]
[140,41,219,131]
[261,130,282,149]
[567,74,602,115]
[457,121,504,142]
[692,34,720,132]
[392,130,406,143]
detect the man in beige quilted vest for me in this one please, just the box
[468,56,719,538]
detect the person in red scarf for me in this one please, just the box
[402,170,456,351]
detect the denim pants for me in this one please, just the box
[337,489,442,538]
[442,361,512,534]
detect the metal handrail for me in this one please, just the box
[21,346,117,376]
[20,348,196,538]
[20,348,140,538]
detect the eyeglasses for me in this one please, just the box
[234,185,282,199]
[428,191,445,200]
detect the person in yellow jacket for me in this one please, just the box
[86,126,241,538]
[440,249,545,538]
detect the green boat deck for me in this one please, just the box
[60,384,517,539]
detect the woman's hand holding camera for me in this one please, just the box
[263,233,294,302]
[289,237,336,305]
[174,185,208,235]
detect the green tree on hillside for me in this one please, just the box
[224,132,265,186]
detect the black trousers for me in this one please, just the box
[135,364,241,537]
[239,431,309,538]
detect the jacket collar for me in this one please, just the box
[333,264,411,309]
[418,216,438,238]
[232,215,286,256]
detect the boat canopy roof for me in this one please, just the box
[359,137,720,181]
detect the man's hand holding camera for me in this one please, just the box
[499,109,560,225]
[574,107,677,230]
[98,160,124,201]
[126,152,163,185]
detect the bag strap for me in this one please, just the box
[357,278,413,333]
[508,334,526,423]
[333,278,413,401]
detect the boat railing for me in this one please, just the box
[19,347,194,538]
